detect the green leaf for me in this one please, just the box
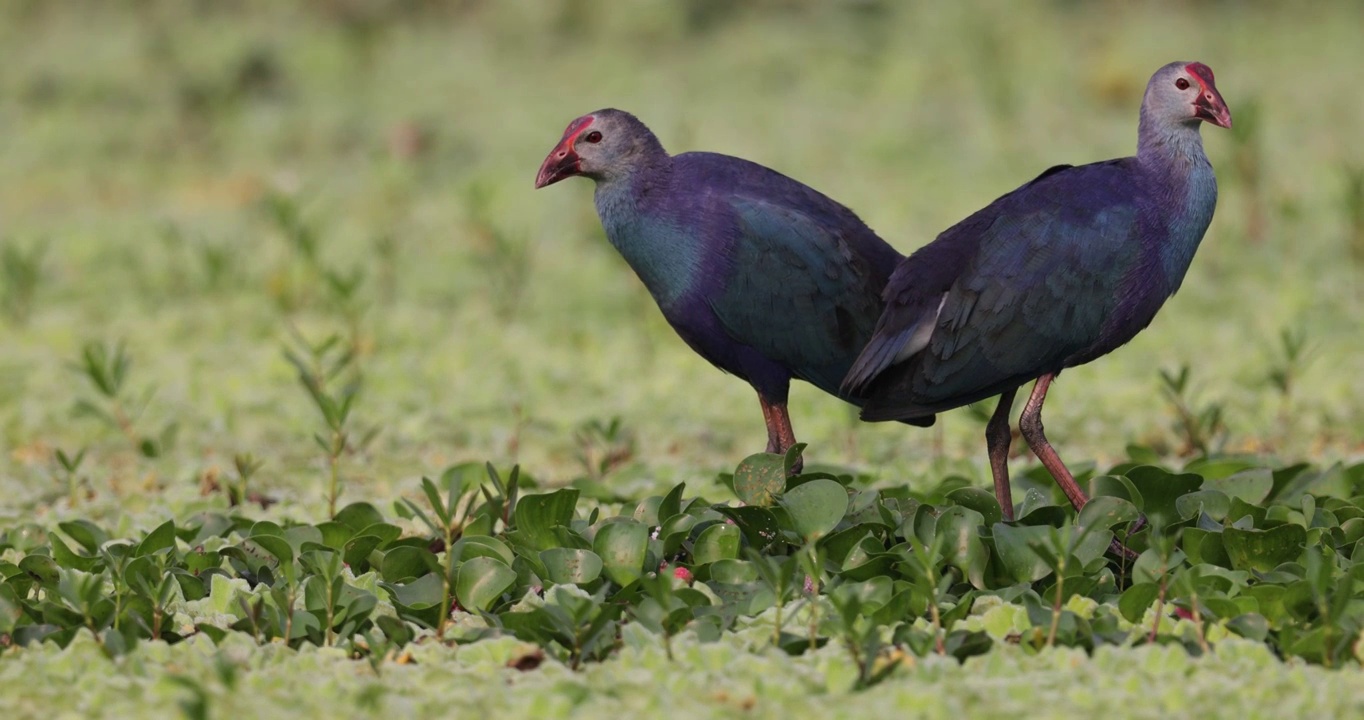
[936,506,988,588]
[1175,490,1231,521]
[334,502,385,532]
[513,489,580,552]
[658,482,686,524]
[135,520,177,557]
[384,572,445,610]
[991,523,1053,583]
[1124,466,1203,532]
[315,521,354,551]
[781,478,848,541]
[946,487,1003,526]
[450,536,515,566]
[1119,582,1160,623]
[20,555,60,587]
[1204,468,1274,504]
[714,506,781,551]
[58,520,107,554]
[455,557,516,612]
[49,536,100,573]
[1223,525,1307,573]
[380,546,441,583]
[1076,496,1141,530]
[733,452,786,506]
[592,520,649,586]
[692,523,741,566]
[539,548,603,586]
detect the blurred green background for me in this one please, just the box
[1,0,1361,525]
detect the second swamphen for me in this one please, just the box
[535,109,903,469]
[842,61,1231,518]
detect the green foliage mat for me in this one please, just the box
[5,450,1364,716]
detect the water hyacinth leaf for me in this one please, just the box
[1125,466,1203,531]
[992,523,1053,584]
[658,482,686,524]
[692,523,741,566]
[715,506,781,551]
[540,548,603,586]
[1133,547,1186,584]
[513,489,580,552]
[334,502,385,532]
[384,572,445,610]
[315,521,354,551]
[1076,496,1141,530]
[1119,582,1160,623]
[1204,468,1274,504]
[343,534,384,572]
[781,478,848,541]
[1176,489,1231,521]
[380,546,440,583]
[936,506,988,588]
[450,535,516,566]
[249,535,294,566]
[708,559,758,584]
[733,452,786,507]
[456,557,517,612]
[592,520,649,586]
[1223,525,1307,573]
[946,487,1003,526]
[353,523,402,547]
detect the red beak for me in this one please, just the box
[1186,64,1232,129]
[1194,88,1232,129]
[535,140,581,189]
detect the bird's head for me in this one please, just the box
[534,109,664,188]
[1144,61,1231,129]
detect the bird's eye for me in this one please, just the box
[1175,77,1190,90]
[584,131,603,143]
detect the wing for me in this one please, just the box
[706,196,895,397]
[842,164,1077,395]
[851,161,1142,417]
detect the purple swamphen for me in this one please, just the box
[842,62,1231,518]
[535,110,903,470]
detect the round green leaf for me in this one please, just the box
[733,452,786,506]
[708,559,757,584]
[1175,489,1231,521]
[1118,581,1159,623]
[380,545,440,583]
[946,487,1003,526]
[782,478,848,541]
[1124,466,1203,531]
[692,523,741,565]
[1204,468,1274,504]
[1077,496,1141,530]
[539,547,603,586]
[936,506,988,589]
[991,523,1052,583]
[334,502,385,532]
[592,520,649,585]
[455,556,516,612]
[1223,524,1307,573]
[450,535,515,566]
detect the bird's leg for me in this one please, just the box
[1017,373,1089,512]
[986,389,1018,521]
[758,396,802,475]
[1018,374,1134,561]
